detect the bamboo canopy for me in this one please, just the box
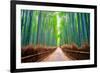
[21,10,90,48]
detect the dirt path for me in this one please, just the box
[42,47,71,62]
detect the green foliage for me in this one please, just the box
[21,10,90,47]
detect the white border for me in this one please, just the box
[16,4,94,69]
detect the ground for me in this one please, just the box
[42,47,71,61]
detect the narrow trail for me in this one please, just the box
[42,47,71,62]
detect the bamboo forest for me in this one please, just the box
[21,10,90,63]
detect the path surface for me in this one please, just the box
[42,47,71,62]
